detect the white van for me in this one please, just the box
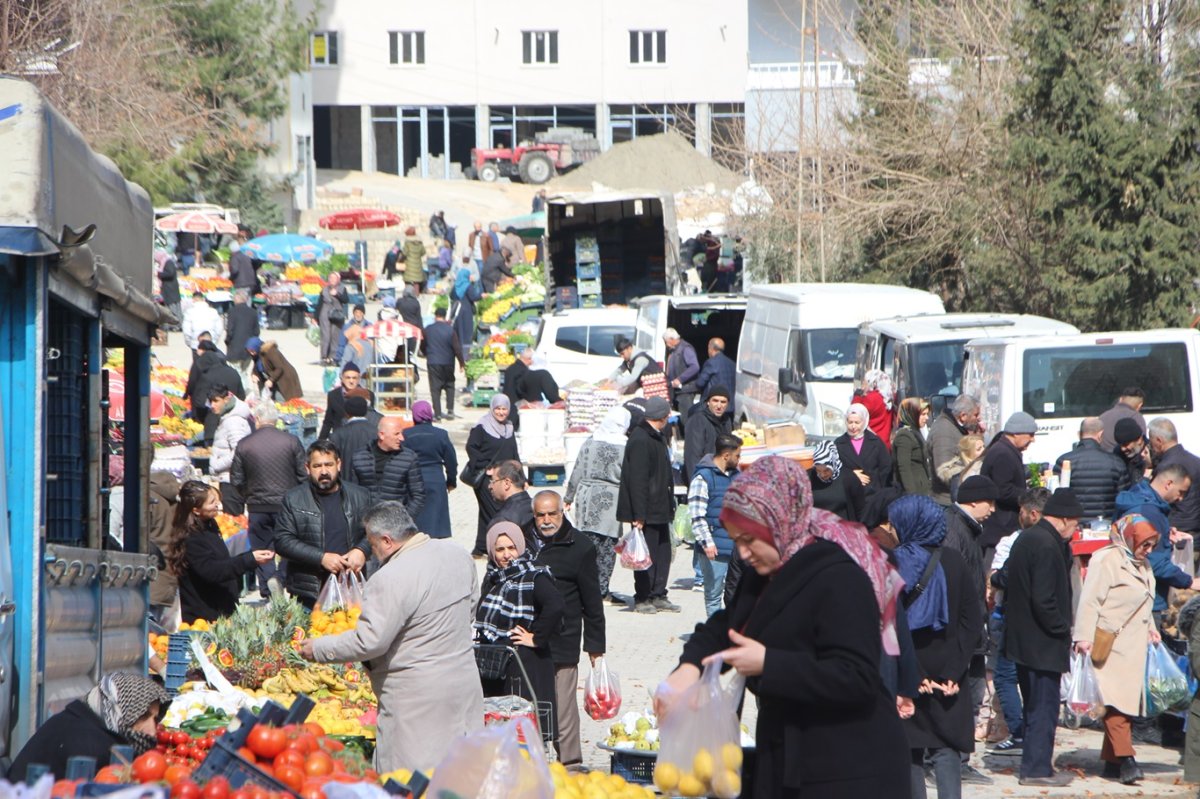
[735,283,945,436]
[855,313,1079,410]
[632,294,747,365]
[963,328,1200,466]
[533,307,637,387]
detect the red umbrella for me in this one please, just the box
[363,320,423,340]
[319,209,402,231]
[155,212,238,235]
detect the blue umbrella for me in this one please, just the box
[243,233,333,264]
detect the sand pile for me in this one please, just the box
[552,131,742,193]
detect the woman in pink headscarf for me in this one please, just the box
[655,456,909,798]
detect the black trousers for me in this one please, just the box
[428,363,456,418]
[633,523,672,602]
[1016,664,1061,779]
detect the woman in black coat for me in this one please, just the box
[9,673,169,781]
[166,481,275,623]
[889,494,980,799]
[465,395,520,557]
[659,457,909,799]
[835,402,893,496]
[474,522,564,720]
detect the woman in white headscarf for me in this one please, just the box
[464,394,520,558]
[564,406,631,599]
[834,403,893,497]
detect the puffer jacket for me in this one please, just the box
[147,472,180,607]
[350,443,427,519]
[1052,438,1129,520]
[209,397,254,480]
[1115,480,1192,611]
[273,481,373,602]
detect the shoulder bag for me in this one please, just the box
[1091,590,1152,667]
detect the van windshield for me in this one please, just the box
[910,340,969,397]
[1022,342,1193,418]
[803,329,858,381]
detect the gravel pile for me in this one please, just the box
[553,131,742,192]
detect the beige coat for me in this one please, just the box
[1072,545,1155,714]
[312,534,483,772]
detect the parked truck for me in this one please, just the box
[0,78,167,756]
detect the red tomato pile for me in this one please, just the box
[54,722,377,799]
[584,685,622,720]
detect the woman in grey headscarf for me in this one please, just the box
[564,406,631,598]
[465,394,520,557]
[9,673,169,780]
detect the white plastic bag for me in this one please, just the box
[584,657,622,720]
[1065,651,1105,721]
[426,717,552,799]
[615,527,652,571]
[654,658,745,798]
[1146,640,1191,714]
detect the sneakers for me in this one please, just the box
[634,602,658,614]
[960,763,993,785]
[1018,771,1073,787]
[985,737,1023,756]
[651,597,681,613]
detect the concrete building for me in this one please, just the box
[291,0,749,178]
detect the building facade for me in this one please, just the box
[294,0,749,178]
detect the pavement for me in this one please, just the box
[154,277,1200,799]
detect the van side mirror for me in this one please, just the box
[778,367,805,399]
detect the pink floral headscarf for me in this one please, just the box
[720,456,903,655]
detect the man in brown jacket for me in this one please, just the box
[147,470,181,623]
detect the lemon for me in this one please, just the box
[692,748,715,782]
[712,768,742,799]
[721,741,743,770]
[653,762,680,792]
[677,774,707,797]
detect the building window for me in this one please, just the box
[389,31,425,65]
[629,30,666,64]
[522,31,558,65]
[311,31,338,66]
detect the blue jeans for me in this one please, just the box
[693,548,730,618]
[990,612,1024,739]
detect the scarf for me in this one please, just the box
[1111,513,1159,561]
[863,369,895,410]
[479,395,514,439]
[897,397,926,430]
[846,403,870,440]
[889,494,951,632]
[412,400,435,424]
[474,554,550,643]
[810,439,842,481]
[720,456,902,655]
[593,406,631,446]
[86,673,169,756]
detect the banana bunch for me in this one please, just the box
[260,666,376,704]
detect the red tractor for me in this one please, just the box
[469,132,600,184]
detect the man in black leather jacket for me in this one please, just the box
[274,440,373,607]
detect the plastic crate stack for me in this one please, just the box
[165,633,194,697]
[574,236,601,309]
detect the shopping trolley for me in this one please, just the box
[474,643,556,755]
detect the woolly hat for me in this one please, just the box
[957,475,999,504]
[1042,488,1085,519]
[643,397,671,421]
[1003,412,1038,435]
[344,396,369,418]
[1115,417,1144,446]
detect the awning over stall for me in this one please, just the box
[0,78,157,334]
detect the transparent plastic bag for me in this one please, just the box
[584,657,622,720]
[1146,641,1191,714]
[341,570,364,611]
[615,527,652,571]
[316,573,347,613]
[1065,651,1105,721]
[673,504,694,545]
[426,717,552,799]
[654,657,745,799]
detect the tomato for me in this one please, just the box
[273,749,305,770]
[246,786,268,799]
[299,787,325,799]
[171,779,200,799]
[172,731,190,746]
[201,776,230,799]
[237,746,257,764]
[94,766,124,784]
[274,765,305,793]
[51,780,79,799]
[131,751,168,783]
[301,722,325,738]
[362,770,378,783]
[246,725,287,760]
[163,765,192,786]
[284,733,317,756]
[229,791,250,799]
[158,730,173,745]
[303,752,333,777]
[320,738,343,754]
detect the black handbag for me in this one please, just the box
[459,463,488,489]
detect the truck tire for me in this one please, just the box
[519,152,555,184]
[478,162,500,182]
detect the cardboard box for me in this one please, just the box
[764,423,807,448]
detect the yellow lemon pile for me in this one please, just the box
[549,762,654,799]
[653,743,742,799]
[308,606,361,638]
